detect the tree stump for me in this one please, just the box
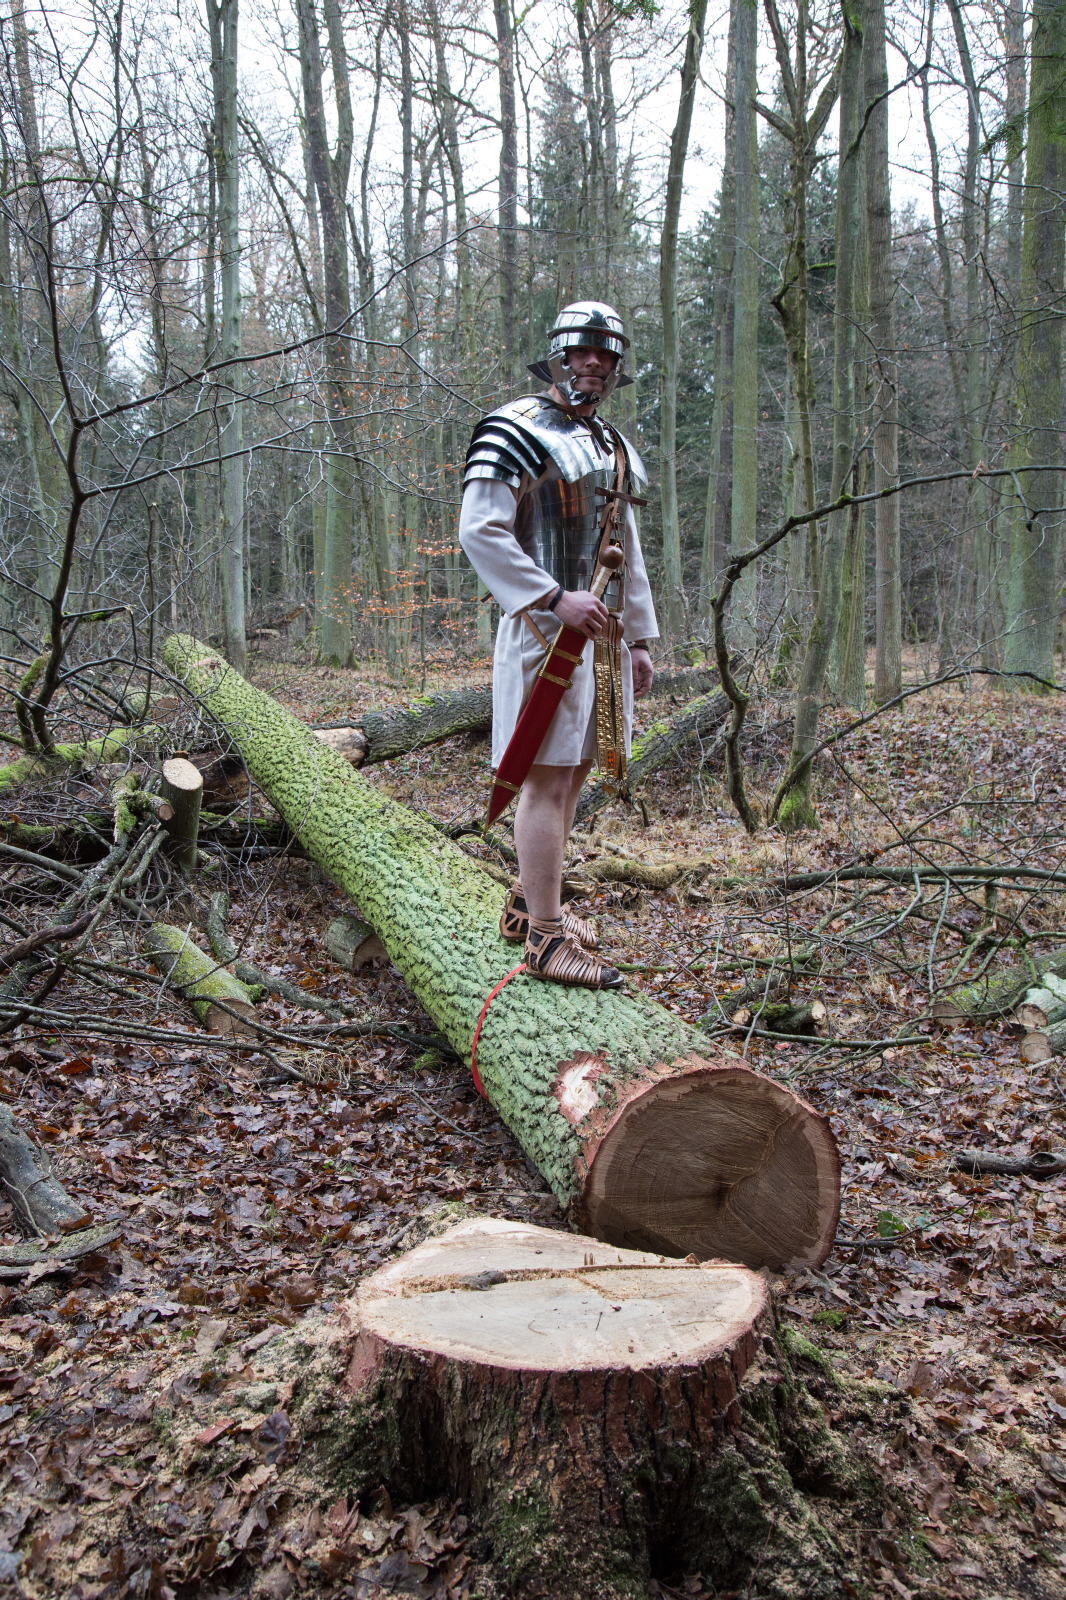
[160,756,204,871]
[304,1217,855,1598]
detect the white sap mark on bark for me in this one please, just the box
[554,1053,607,1124]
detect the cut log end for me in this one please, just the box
[325,913,389,972]
[574,1059,840,1271]
[352,1216,767,1378]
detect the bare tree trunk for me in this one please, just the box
[865,0,901,701]
[699,9,737,619]
[493,0,518,388]
[296,0,354,668]
[728,0,759,648]
[1005,0,1066,683]
[206,0,246,673]
[659,0,708,642]
[780,1,864,829]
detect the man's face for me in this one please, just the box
[563,343,619,396]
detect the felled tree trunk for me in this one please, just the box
[144,922,259,1034]
[163,634,839,1270]
[0,1105,91,1237]
[286,1218,861,1599]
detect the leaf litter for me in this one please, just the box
[1,658,1064,1598]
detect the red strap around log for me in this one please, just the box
[470,962,527,1098]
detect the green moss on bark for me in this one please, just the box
[144,922,258,1026]
[163,634,721,1209]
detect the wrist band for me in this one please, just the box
[546,587,564,612]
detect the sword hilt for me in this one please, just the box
[589,544,625,600]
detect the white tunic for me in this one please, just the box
[458,475,659,768]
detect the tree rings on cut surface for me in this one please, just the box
[572,1059,840,1270]
[348,1215,767,1382]
[339,1217,772,1596]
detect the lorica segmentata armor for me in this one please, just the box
[464,395,647,605]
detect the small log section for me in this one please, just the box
[335,1218,771,1596]
[0,1104,91,1237]
[160,756,204,871]
[325,912,389,971]
[144,922,258,1034]
[163,635,839,1269]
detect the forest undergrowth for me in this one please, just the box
[0,648,1064,1600]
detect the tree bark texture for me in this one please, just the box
[206,0,246,673]
[493,0,519,387]
[0,1104,91,1238]
[144,921,259,1034]
[658,0,707,640]
[1005,0,1066,684]
[280,1218,867,1599]
[728,0,760,646]
[779,3,864,830]
[160,756,204,872]
[864,0,901,702]
[164,633,839,1270]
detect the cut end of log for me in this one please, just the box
[325,913,389,972]
[346,1216,768,1380]
[161,757,205,795]
[313,727,369,766]
[574,1058,840,1271]
[204,1000,258,1036]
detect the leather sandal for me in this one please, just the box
[524,915,624,990]
[500,883,598,949]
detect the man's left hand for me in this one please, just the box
[630,647,654,700]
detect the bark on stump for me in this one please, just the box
[144,922,258,1034]
[295,1218,858,1598]
[160,756,204,872]
[162,635,839,1269]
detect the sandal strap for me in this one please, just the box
[525,917,622,988]
[502,884,598,949]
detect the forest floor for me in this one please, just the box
[1,645,1065,1600]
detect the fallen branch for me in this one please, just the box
[0,724,160,794]
[144,923,260,1034]
[0,912,94,972]
[206,891,346,1017]
[950,1147,1066,1178]
[0,1104,92,1237]
[0,1221,122,1279]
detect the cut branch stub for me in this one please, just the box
[163,634,839,1269]
[325,913,389,972]
[160,756,204,872]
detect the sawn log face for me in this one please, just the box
[163,635,839,1268]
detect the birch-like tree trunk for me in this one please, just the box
[1005,0,1066,683]
[659,0,708,642]
[206,0,246,672]
[779,0,864,829]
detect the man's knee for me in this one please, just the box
[528,764,579,807]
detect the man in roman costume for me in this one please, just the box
[458,302,659,990]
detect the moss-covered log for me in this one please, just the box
[0,725,160,794]
[576,688,731,823]
[163,633,839,1270]
[144,921,259,1034]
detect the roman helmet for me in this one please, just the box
[527,300,634,406]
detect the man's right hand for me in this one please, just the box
[553,590,609,638]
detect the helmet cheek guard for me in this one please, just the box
[529,300,635,405]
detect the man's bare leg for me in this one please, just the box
[513,760,594,921]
